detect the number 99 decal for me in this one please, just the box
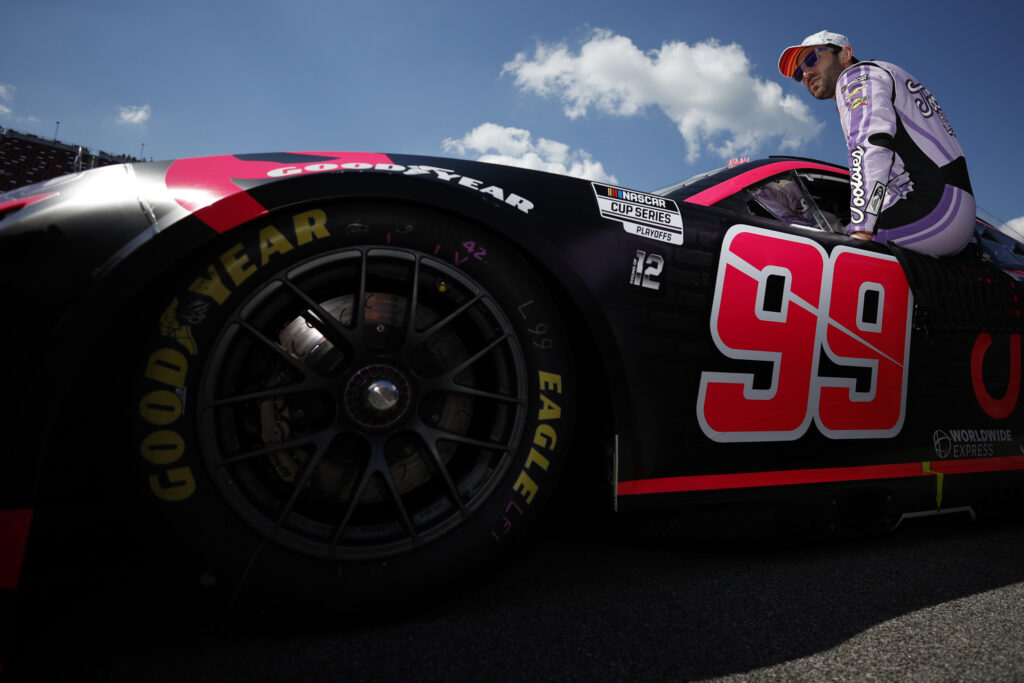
[697,225,912,442]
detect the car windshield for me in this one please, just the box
[651,166,730,196]
[743,171,846,232]
[714,168,849,235]
[978,208,1024,244]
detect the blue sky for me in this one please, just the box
[2,0,1022,228]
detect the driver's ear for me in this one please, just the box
[838,45,854,65]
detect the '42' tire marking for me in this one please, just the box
[697,225,913,442]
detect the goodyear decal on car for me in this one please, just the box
[592,183,683,245]
[166,153,536,234]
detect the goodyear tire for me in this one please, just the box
[133,200,572,610]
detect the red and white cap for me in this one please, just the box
[778,30,851,78]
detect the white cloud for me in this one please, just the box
[0,84,13,118]
[503,30,822,163]
[0,86,40,125]
[443,122,618,183]
[1006,217,1024,240]
[118,104,151,125]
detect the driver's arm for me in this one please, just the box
[837,63,898,240]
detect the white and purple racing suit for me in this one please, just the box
[837,60,974,256]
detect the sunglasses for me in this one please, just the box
[793,46,834,82]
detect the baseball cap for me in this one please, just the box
[778,30,851,78]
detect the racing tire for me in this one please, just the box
[131,200,573,611]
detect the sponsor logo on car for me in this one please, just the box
[933,428,1014,459]
[268,162,535,214]
[592,183,683,245]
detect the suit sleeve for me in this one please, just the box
[838,64,897,237]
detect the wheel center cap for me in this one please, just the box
[364,379,400,413]
[344,364,412,428]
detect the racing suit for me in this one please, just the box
[837,60,974,257]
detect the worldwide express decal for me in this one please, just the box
[592,183,684,245]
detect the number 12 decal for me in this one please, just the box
[697,225,913,442]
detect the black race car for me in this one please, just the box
[1,152,1021,615]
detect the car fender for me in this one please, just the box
[0,153,634,526]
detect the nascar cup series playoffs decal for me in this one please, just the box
[592,183,684,245]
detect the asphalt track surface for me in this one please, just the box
[10,511,1024,682]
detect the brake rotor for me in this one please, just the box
[261,292,472,503]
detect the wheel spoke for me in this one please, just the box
[270,438,331,536]
[419,437,467,515]
[354,249,369,334]
[402,255,423,340]
[204,382,314,408]
[277,276,357,351]
[412,291,483,343]
[377,451,419,544]
[234,318,314,379]
[216,435,320,466]
[444,332,511,381]
[328,457,378,555]
[420,424,515,453]
[418,331,524,403]
[434,383,525,404]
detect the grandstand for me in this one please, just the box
[0,127,139,192]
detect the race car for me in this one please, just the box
[0,151,1021,618]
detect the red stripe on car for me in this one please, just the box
[165,152,394,233]
[0,192,57,220]
[618,456,1024,496]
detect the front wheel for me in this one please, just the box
[131,201,573,609]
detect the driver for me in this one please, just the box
[779,30,975,257]
[750,175,844,231]
[752,177,813,226]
